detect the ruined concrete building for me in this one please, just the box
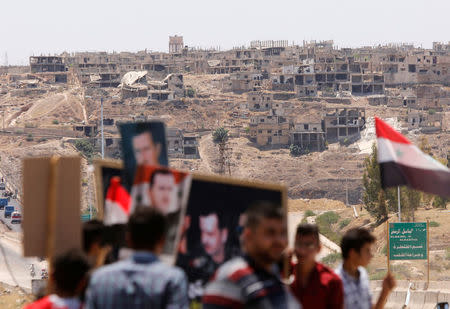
[290,117,326,152]
[249,113,290,146]
[169,35,184,54]
[323,108,366,142]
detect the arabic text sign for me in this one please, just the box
[389,222,427,260]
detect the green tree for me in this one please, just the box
[213,127,229,174]
[213,127,229,144]
[362,143,389,223]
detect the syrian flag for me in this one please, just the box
[375,117,450,198]
[104,176,131,225]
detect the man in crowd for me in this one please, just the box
[85,207,189,309]
[336,227,396,309]
[290,223,343,309]
[132,129,161,167]
[148,169,176,214]
[202,202,300,309]
[82,220,112,267]
[25,249,91,309]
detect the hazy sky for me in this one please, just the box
[1,0,449,65]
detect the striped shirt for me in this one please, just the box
[335,264,372,309]
[85,251,189,309]
[202,255,301,309]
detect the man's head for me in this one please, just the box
[126,207,167,253]
[132,129,161,166]
[242,202,287,267]
[295,223,321,265]
[51,249,90,297]
[82,220,104,257]
[341,227,376,267]
[199,212,228,263]
[148,169,175,214]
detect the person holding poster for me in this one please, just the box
[202,202,300,309]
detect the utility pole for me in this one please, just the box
[101,97,104,159]
[398,186,401,222]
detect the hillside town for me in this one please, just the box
[0,35,449,308]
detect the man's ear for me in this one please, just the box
[155,236,166,254]
[317,242,322,253]
[125,231,133,249]
[156,143,162,158]
[222,228,228,243]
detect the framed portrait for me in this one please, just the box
[118,121,168,190]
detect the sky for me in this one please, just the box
[1,0,449,65]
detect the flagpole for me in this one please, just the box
[397,186,401,222]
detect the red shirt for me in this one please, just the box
[25,295,82,309]
[290,262,343,309]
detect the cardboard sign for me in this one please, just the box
[23,156,81,258]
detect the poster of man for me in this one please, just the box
[119,121,168,190]
[175,174,286,302]
[131,165,192,262]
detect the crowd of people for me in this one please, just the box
[25,202,396,309]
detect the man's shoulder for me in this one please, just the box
[91,259,185,283]
[24,296,54,309]
[316,262,342,283]
[213,256,253,282]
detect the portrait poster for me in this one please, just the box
[94,160,192,264]
[175,174,286,301]
[118,121,168,190]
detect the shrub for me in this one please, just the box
[74,139,95,159]
[37,137,47,143]
[52,119,59,125]
[318,211,340,224]
[429,221,440,227]
[25,134,33,142]
[304,210,315,217]
[185,87,195,98]
[316,211,341,243]
[446,248,450,261]
[339,218,351,229]
[321,253,341,266]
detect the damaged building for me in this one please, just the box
[323,108,366,142]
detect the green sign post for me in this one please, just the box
[389,222,427,260]
[387,221,430,285]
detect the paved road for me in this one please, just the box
[0,189,46,291]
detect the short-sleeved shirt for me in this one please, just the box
[335,264,372,309]
[290,262,343,309]
[85,251,189,309]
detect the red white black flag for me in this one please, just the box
[104,176,131,225]
[375,117,450,198]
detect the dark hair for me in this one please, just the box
[82,220,104,253]
[340,227,376,259]
[296,223,320,243]
[52,249,90,294]
[127,207,167,250]
[199,211,227,230]
[149,169,173,187]
[245,201,284,229]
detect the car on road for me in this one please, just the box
[4,206,14,218]
[0,183,5,190]
[0,198,7,210]
[11,212,21,224]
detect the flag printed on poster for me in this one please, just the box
[375,117,450,198]
[104,177,131,225]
